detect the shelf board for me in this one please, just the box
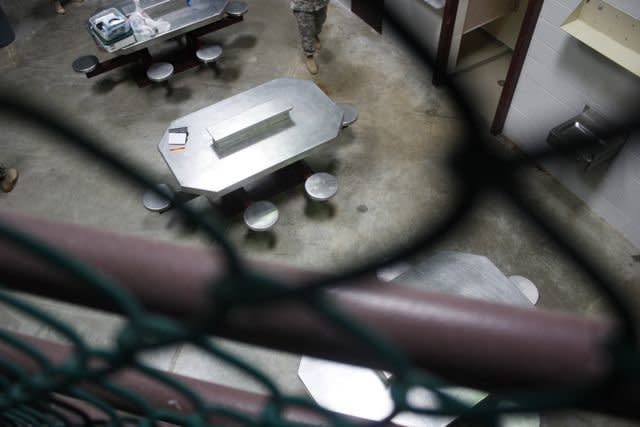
[561,0,640,78]
[455,29,510,72]
[463,0,516,34]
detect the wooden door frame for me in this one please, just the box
[490,0,544,135]
[433,0,460,85]
[432,0,544,135]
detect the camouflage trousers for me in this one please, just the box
[293,6,327,56]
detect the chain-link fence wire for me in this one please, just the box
[0,3,639,426]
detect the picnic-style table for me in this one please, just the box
[143,78,358,228]
[76,0,248,86]
[158,78,346,199]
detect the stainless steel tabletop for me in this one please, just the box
[95,0,230,55]
[158,78,344,198]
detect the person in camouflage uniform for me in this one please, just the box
[52,0,84,15]
[291,0,329,74]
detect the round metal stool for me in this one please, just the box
[376,262,412,282]
[142,184,174,213]
[509,275,539,305]
[226,0,249,17]
[305,172,338,202]
[337,103,358,127]
[146,62,174,83]
[244,201,279,231]
[72,55,98,74]
[196,45,223,64]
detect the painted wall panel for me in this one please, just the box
[503,0,640,248]
[532,17,572,52]
[504,106,543,152]
[622,222,640,248]
[541,0,572,25]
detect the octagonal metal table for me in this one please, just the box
[299,252,540,427]
[158,78,345,199]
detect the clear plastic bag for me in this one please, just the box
[129,0,171,41]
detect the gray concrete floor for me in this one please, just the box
[453,50,511,127]
[1,0,640,426]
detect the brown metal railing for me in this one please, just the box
[1,209,638,420]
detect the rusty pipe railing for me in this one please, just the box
[0,209,637,418]
[0,332,338,426]
[45,393,178,427]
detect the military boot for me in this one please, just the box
[54,0,65,14]
[304,55,318,75]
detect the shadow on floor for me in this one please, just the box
[165,85,192,103]
[224,34,257,50]
[244,229,277,249]
[304,200,336,220]
[91,75,129,94]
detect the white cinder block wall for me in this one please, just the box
[503,0,640,249]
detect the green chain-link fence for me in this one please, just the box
[0,5,639,427]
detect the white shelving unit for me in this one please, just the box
[448,0,522,72]
[561,0,640,78]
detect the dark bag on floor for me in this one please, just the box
[0,6,15,48]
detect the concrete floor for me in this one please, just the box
[453,50,511,127]
[1,0,640,426]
